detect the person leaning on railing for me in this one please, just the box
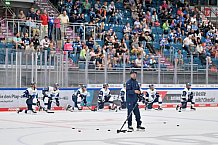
[25,17,40,37]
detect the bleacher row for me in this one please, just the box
[0,0,217,71]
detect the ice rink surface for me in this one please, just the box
[0,108,218,145]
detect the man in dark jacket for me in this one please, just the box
[126,70,145,132]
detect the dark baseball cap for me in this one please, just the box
[130,70,137,74]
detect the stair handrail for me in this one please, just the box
[47,0,60,15]
[0,0,15,18]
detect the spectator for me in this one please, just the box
[96,53,104,70]
[134,54,143,68]
[40,36,50,50]
[134,17,140,27]
[65,0,73,15]
[79,45,88,61]
[114,46,124,65]
[183,35,194,54]
[148,56,157,69]
[12,32,23,49]
[175,49,183,66]
[77,14,85,23]
[161,0,168,10]
[94,0,101,12]
[54,17,61,40]
[144,31,156,54]
[89,48,97,61]
[86,37,94,49]
[17,10,26,36]
[48,13,55,40]
[162,20,169,34]
[27,7,36,20]
[151,11,159,27]
[35,10,41,21]
[83,0,91,13]
[21,33,31,50]
[108,1,115,15]
[31,35,40,51]
[58,11,69,38]
[115,10,123,24]
[25,17,40,37]
[64,38,73,51]
[90,8,97,22]
[73,37,82,61]
[123,23,131,36]
[40,10,48,37]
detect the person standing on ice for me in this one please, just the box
[17,82,38,114]
[42,83,60,112]
[98,83,111,110]
[126,70,145,132]
[145,84,163,110]
[176,83,196,112]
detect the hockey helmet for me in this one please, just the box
[149,84,154,88]
[82,84,87,88]
[103,83,109,88]
[54,83,59,87]
[186,83,191,86]
[31,82,36,86]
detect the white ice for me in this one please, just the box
[0,108,218,145]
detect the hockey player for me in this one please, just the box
[176,83,196,112]
[145,84,163,110]
[42,83,60,112]
[98,83,111,110]
[119,84,126,109]
[66,84,88,111]
[17,82,38,114]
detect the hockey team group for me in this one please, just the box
[16,70,196,131]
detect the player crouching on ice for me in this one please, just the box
[98,83,112,110]
[42,83,60,113]
[145,84,163,110]
[17,82,38,114]
[66,84,88,111]
[176,83,196,112]
[119,84,126,109]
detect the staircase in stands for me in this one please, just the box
[34,0,77,40]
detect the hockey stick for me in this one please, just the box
[117,103,138,133]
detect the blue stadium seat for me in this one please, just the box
[116,32,123,40]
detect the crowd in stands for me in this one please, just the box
[6,0,218,71]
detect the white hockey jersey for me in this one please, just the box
[99,88,111,97]
[25,87,38,104]
[45,86,60,98]
[146,88,158,101]
[120,88,126,100]
[182,88,193,99]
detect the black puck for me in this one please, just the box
[108,129,111,131]
[72,128,75,129]
[96,128,99,130]
[177,124,180,126]
[78,130,81,132]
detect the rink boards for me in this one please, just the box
[0,84,218,111]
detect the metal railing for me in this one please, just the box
[0,47,216,87]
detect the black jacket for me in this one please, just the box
[126,78,140,103]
